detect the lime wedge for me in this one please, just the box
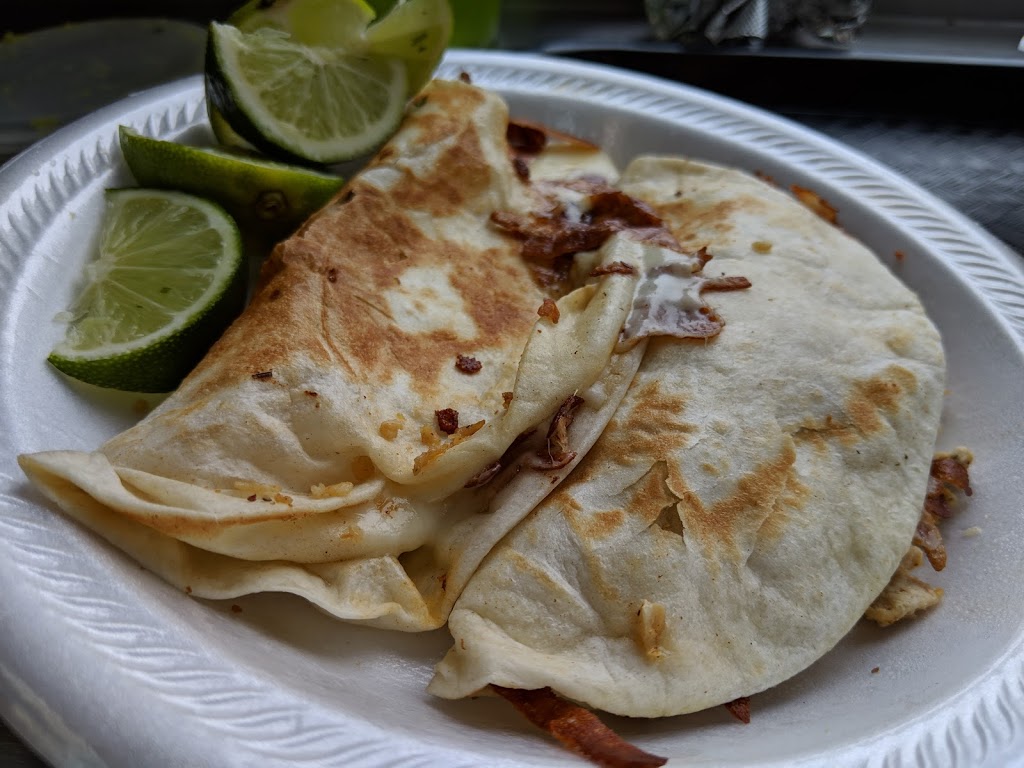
[119,126,344,235]
[230,0,377,47]
[231,0,451,94]
[206,22,407,163]
[49,189,244,393]
[365,0,452,92]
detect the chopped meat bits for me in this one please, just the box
[724,697,751,724]
[701,275,753,293]
[492,686,667,768]
[436,408,460,435]
[506,121,548,155]
[455,354,482,374]
[536,394,584,470]
[538,298,560,324]
[866,450,973,626]
[915,450,973,571]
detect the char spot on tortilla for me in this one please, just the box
[657,197,745,244]
[592,380,694,474]
[506,549,569,597]
[846,365,918,436]
[624,461,682,529]
[215,184,539,397]
[557,501,625,603]
[756,464,810,544]
[578,508,625,541]
[408,84,486,144]
[674,442,800,560]
[884,327,916,356]
[389,119,492,218]
[791,416,860,452]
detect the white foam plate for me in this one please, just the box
[1,50,1022,768]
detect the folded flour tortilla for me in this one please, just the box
[19,80,644,631]
[429,156,946,715]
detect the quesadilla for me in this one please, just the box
[429,156,948,718]
[18,79,646,631]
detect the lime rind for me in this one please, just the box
[118,126,344,230]
[208,23,407,164]
[208,103,258,151]
[365,0,452,92]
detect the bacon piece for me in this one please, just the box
[455,354,482,374]
[625,227,681,250]
[435,408,459,435]
[692,246,713,269]
[590,261,636,277]
[468,427,540,489]
[914,451,973,571]
[536,394,584,470]
[507,119,600,154]
[492,190,662,264]
[930,455,973,503]
[587,191,663,228]
[512,156,530,181]
[506,122,603,187]
[494,187,750,336]
[868,450,973,626]
[791,184,839,225]
[492,210,612,263]
[865,545,943,626]
[492,686,667,768]
[913,515,947,571]
[701,275,753,293]
[723,696,751,724]
[538,298,560,324]
[464,460,502,489]
[507,121,548,154]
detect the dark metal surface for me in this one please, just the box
[793,116,1024,254]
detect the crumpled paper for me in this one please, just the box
[646,0,873,47]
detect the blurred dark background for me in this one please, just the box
[4,0,1019,246]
